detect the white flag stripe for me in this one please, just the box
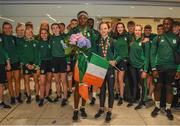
[85,63,107,78]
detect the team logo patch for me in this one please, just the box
[24,44,28,47]
[173,39,176,44]
[41,45,44,48]
[33,44,36,47]
[0,38,2,42]
[48,45,51,48]
[139,43,142,46]
[52,68,55,72]
[124,37,127,41]
[161,39,164,42]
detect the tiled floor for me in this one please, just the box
[0,82,180,125]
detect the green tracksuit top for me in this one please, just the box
[151,32,180,72]
[16,37,24,58]
[38,39,52,61]
[0,34,9,64]
[129,37,150,72]
[50,35,66,58]
[20,38,40,66]
[114,34,129,63]
[2,34,19,63]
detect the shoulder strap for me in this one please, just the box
[164,34,176,52]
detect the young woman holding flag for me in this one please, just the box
[94,22,119,122]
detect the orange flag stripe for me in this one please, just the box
[82,72,104,88]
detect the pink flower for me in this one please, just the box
[70,34,77,45]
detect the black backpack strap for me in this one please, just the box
[164,34,176,52]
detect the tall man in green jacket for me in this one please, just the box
[151,17,180,120]
[68,11,98,121]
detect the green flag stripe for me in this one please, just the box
[90,53,109,69]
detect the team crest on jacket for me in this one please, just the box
[41,45,44,48]
[24,44,28,47]
[0,38,2,42]
[161,39,164,42]
[139,43,142,46]
[124,37,127,41]
[33,43,36,47]
[41,70,45,74]
[173,39,176,44]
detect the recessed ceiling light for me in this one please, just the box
[169,7,173,10]
[97,14,101,17]
[131,6,135,9]
[85,3,89,5]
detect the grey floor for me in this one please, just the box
[0,81,180,125]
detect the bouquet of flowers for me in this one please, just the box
[65,33,91,56]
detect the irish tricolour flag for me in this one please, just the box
[82,53,109,88]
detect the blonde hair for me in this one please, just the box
[135,24,143,31]
[16,23,25,32]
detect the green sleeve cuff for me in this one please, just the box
[177,65,180,72]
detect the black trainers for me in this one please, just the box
[36,95,40,102]
[61,98,67,106]
[53,96,60,102]
[72,110,79,121]
[151,107,160,117]
[49,89,52,95]
[0,102,11,109]
[117,97,123,106]
[90,97,96,105]
[94,109,104,118]
[127,101,134,107]
[67,91,72,98]
[10,97,16,105]
[166,109,174,120]
[26,96,31,104]
[24,92,28,98]
[38,99,44,107]
[80,108,87,118]
[16,96,23,103]
[105,111,112,122]
[135,101,145,110]
[114,93,119,100]
[45,96,53,103]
